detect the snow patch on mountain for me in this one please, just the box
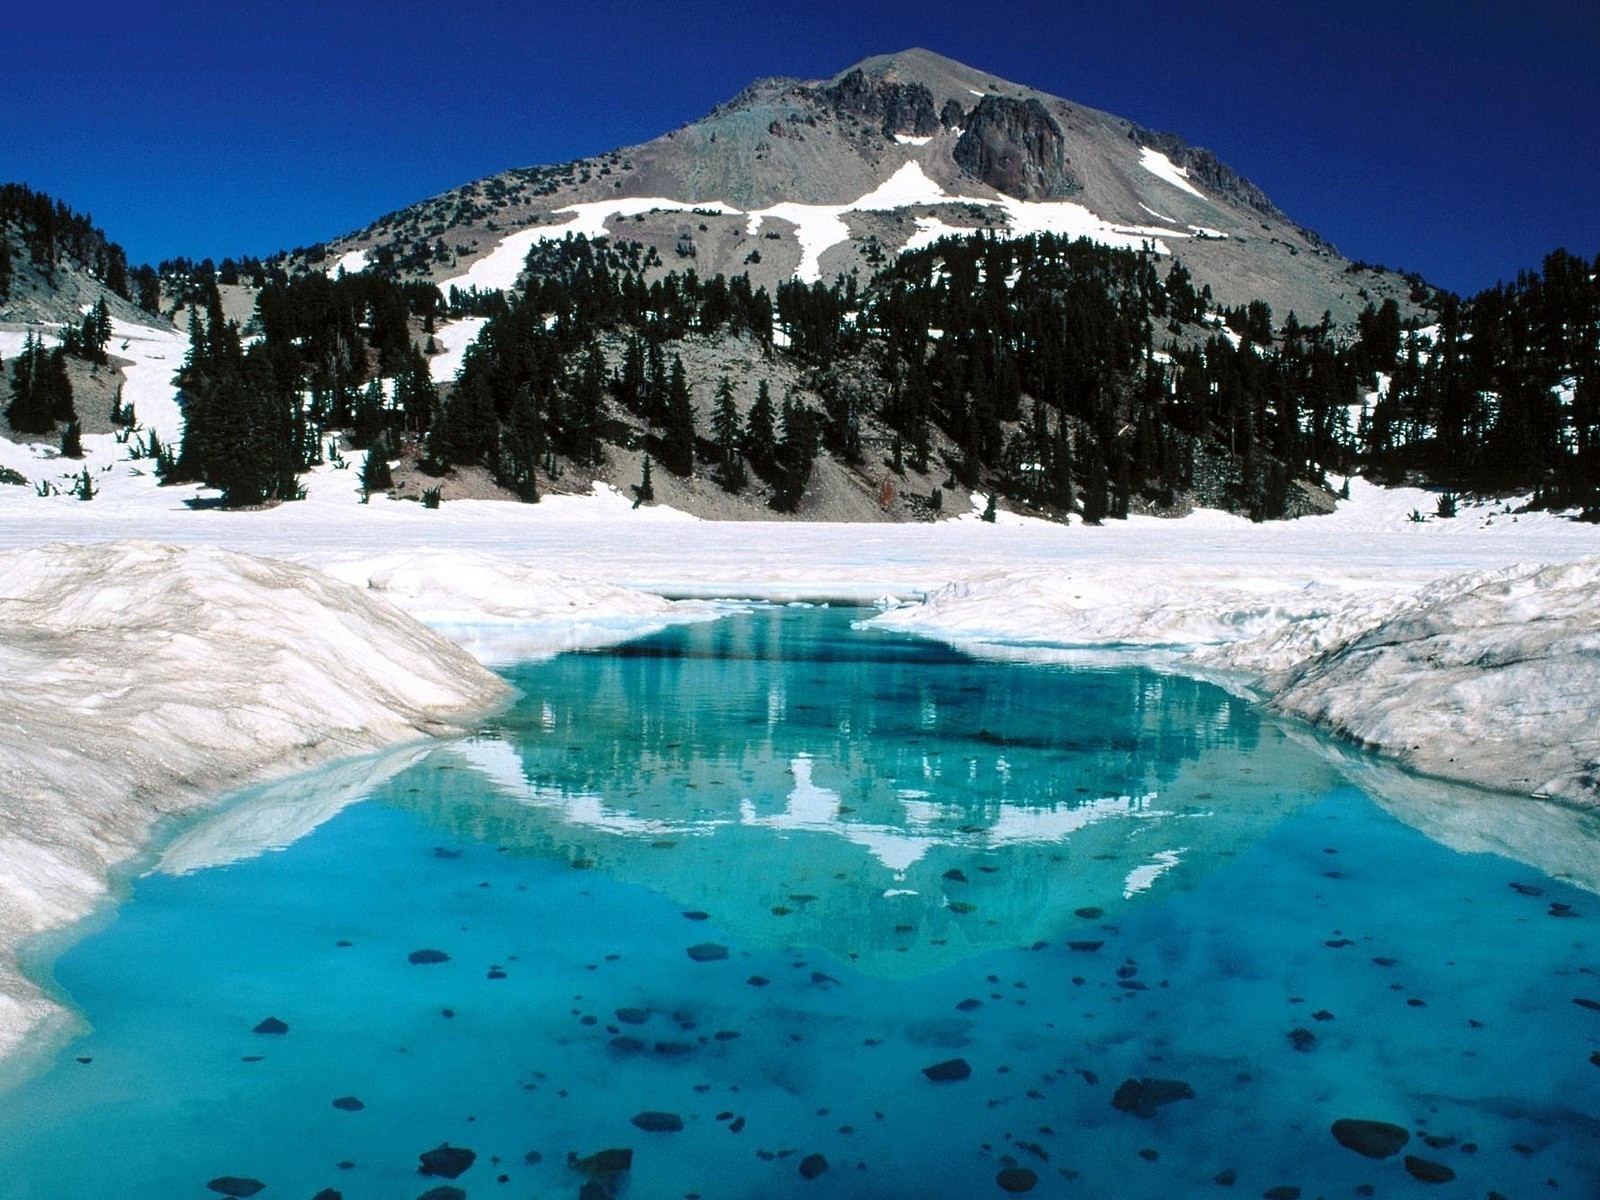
[428,316,488,384]
[324,248,370,277]
[437,198,742,294]
[1139,147,1206,199]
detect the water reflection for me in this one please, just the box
[388,608,1338,974]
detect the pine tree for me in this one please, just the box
[661,355,695,476]
[60,419,83,458]
[360,431,394,499]
[769,394,817,512]
[710,375,746,493]
[5,334,69,435]
[742,379,777,482]
[497,384,544,501]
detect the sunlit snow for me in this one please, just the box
[1138,147,1206,199]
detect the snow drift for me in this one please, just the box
[872,556,1600,808]
[1266,558,1600,806]
[0,542,511,1062]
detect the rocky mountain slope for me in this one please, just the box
[301,48,1426,328]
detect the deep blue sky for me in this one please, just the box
[7,0,1596,296]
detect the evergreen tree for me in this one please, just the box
[5,334,72,434]
[497,384,544,501]
[742,379,777,482]
[394,343,437,436]
[360,431,394,499]
[60,419,83,458]
[710,375,746,493]
[661,355,695,476]
[769,394,817,512]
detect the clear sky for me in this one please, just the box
[6,0,1596,297]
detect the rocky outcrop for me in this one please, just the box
[811,69,940,139]
[953,96,1075,200]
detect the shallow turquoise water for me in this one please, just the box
[1,607,1596,1198]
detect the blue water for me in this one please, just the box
[1,607,1596,1199]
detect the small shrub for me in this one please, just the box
[421,484,442,509]
[1435,491,1457,519]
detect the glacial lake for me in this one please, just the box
[1,606,1596,1198]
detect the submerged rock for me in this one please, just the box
[1330,1118,1410,1159]
[206,1179,265,1198]
[418,1144,476,1178]
[1403,1155,1456,1183]
[251,1017,288,1035]
[798,1153,830,1180]
[996,1165,1037,1192]
[922,1057,972,1082]
[686,942,729,962]
[570,1147,633,1183]
[408,948,450,965]
[631,1111,684,1132]
[416,1189,466,1200]
[1110,1077,1194,1118]
[615,1007,651,1024]
[331,1096,365,1112]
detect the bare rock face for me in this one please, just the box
[812,68,940,138]
[953,96,1074,200]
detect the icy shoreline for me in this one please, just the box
[0,543,512,1063]
[870,556,1600,808]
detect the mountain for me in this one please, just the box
[300,49,1426,329]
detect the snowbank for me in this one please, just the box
[871,554,1600,808]
[0,542,510,1061]
[317,548,720,664]
[1267,558,1600,805]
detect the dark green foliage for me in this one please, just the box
[660,355,695,477]
[710,376,747,493]
[60,298,112,363]
[742,379,778,481]
[421,484,442,509]
[981,492,997,522]
[768,393,818,512]
[1361,247,1598,513]
[361,432,394,499]
[60,419,82,458]
[496,385,544,501]
[170,298,309,507]
[73,465,95,501]
[5,333,73,433]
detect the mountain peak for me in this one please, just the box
[298,50,1422,327]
